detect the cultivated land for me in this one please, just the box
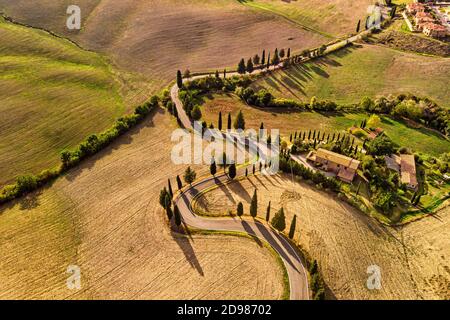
[252,44,450,108]
[0,109,285,299]
[239,0,375,37]
[194,174,450,300]
[0,0,327,92]
[0,16,129,187]
[199,94,450,156]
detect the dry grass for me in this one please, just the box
[0,109,285,300]
[0,0,327,92]
[194,173,450,299]
[239,0,375,37]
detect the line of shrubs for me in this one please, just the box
[0,96,160,205]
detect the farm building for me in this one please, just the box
[307,148,360,183]
[385,154,419,190]
[422,22,448,37]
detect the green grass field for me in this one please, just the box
[252,44,450,109]
[0,17,127,187]
[200,94,450,156]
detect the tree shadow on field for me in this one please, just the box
[172,231,205,276]
[62,107,161,183]
[172,193,204,276]
[227,180,251,202]
[241,220,263,247]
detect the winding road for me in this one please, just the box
[170,29,373,300]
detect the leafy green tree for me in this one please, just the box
[176,175,183,190]
[228,163,236,180]
[233,110,245,130]
[237,58,246,74]
[210,158,217,176]
[191,105,202,121]
[288,215,297,239]
[246,58,254,73]
[367,114,381,129]
[184,166,197,185]
[174,205,182,227]
[177,70,183,89]
[183,69,191,79]
[266,201,271,222]
[367,135,396,156]
[271,207,286,232]
[237,202,244,217]
[218,111,222,131]
[250,189,258,217]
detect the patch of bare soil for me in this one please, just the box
[195,173,450,299]
[376,31,450,57]
[0,109,284,299]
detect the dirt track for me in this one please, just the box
[195,174,450,300]
[0,109,285,299]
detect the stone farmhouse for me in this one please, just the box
[307,148,360,183]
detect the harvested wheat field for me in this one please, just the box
[194,174,450,299]
[0,0,327,91]
[0,109,285,300]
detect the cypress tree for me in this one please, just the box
[166,205,173,221]
[266,201,271,222]
[176,175,182,190]
[261,50,266,65]
[252,164,256,175]
[224,69,227,78]
[238,58,246,74]
[234,110,245,130]
[218,111,222,131]
[160,187,169,208]
[245,168,248,177]
[227,113,232,130]
[356,19,361,33]
[250,190,258,218]
[174,205,182,227]
[272,48,280,65]
[228,163,236,180]
[289,215,297,239]
[246,58,254,73]
[237,202,244,217]
[210,158,217,176]
[168,179,173,198]
[176,70,183,89]
[287,48,291,58]
[266,53,271,69]
[290,134,293,142]
[215,70,219,78]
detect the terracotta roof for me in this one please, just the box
[423,23,447,31]
[416,11,432,18]
[337,169,357,182]
[400,154,418,187]
[316,148,360,170]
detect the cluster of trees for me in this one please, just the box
[237,48,291,74]
[359,95,450,137]
[1,95,160,205]
[278,154,341,192]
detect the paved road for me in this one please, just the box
[173,166,310,300]
[169,29,373,300]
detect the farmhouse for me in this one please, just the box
[307,148,360,183]
[422,22,448,37]
[385,154,419,190]
[407,2,425,14]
